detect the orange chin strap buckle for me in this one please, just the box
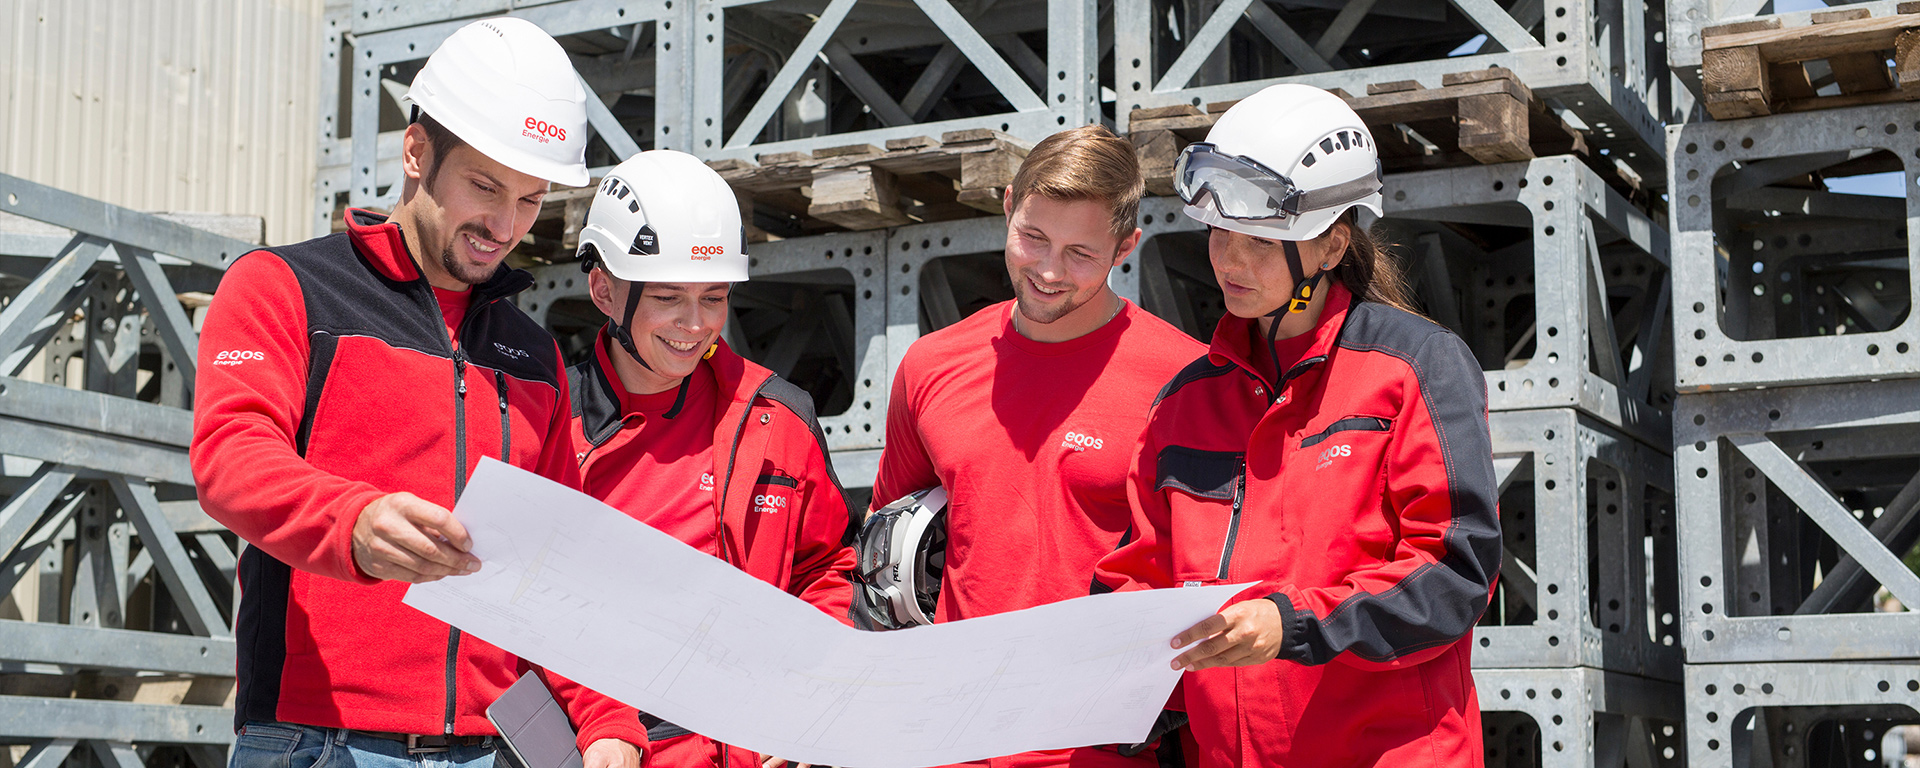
[1287,279,1317,314]
[703,343,719,359]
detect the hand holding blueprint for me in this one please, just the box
[405,459,1250,768]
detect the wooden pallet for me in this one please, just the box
[1129,67,1590,197]
[1700,3,1920,119]
[708,129,1033,238]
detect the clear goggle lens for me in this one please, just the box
[1174,144,1302,221]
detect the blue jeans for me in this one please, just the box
[230,722,498,768]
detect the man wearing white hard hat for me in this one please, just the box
[566,150,860,768]
[192,17,645,768]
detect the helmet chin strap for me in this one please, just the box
[1257,239,1325,393]
[605,277,693,419]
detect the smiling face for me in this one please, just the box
[397,123,550,290]
[1208,222,1349,320]
[1002,195,1141,338]
[590,270,731,394]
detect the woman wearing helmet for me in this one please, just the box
[567,150,859,768]
[1093,84,1501,767]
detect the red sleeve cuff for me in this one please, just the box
[331,487,390,585]
[574,718,649,757]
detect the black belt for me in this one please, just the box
[351,731,495,754]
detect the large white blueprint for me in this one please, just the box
[404,459,1250,768]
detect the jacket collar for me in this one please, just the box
[344,208,534,303]
[578,328,774,447]
[1207,280,1354,385]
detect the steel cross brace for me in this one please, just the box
[1114,0,1669,185]
[1676,379,1920,663]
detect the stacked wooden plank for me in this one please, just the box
[1125,68,1636,199]
[1699,3,1920,119]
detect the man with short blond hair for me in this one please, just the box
[870,124,1207,768]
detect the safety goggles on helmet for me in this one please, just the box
[1174,142,1383,222]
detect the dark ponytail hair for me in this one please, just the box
[1326,211,1423,318]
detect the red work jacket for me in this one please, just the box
[1095,283,1501,768]
[569,334,860,768]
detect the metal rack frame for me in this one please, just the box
[1669,102,1920,393]
[1675,379,1920,664]
[0,173,252,760]
[1479,409,1682,680]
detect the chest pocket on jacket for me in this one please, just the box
[1155,446,1243,582]
[1298,416,1393,469]
[1290,415,1396,562]
[1299,416,1391,449]
[752,473,797,515]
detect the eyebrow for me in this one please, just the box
[474,170,545,200]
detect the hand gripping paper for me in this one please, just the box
[405,459,1250,768]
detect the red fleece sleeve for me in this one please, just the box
[1264,332,1501,670]
[870,352,939,511]
[529,664,646,754]
[190,251,385,585]
[791,432,860,624]
[1092,425,1175,595]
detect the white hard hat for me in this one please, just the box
[853,487,948,630]
[576,150,748,284]
[406,17,591,187]
[1177,84,1384,242]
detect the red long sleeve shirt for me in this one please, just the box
[871,299,1205,768]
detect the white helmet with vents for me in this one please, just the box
[852,487,948,630]
[575,150,748,284]
[1177,84,1384,242]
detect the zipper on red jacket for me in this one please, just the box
[1216,457,1247,580]
[714,381,774,568]
[496,370,511,461]
[446,345,469,735]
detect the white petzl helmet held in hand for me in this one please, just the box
[406,17,591,186]
[853,487,948,630]
[1177,83,1383,243]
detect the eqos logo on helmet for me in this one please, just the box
[522,117,567,144]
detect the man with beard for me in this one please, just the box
[190,18,645,768]
[868,125,1207,768]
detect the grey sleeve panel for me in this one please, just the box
[754,375,855,544]
[1281,314,1501,665]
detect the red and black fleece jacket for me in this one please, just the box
[191,209,645,750]
[1094,283,1501,768]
